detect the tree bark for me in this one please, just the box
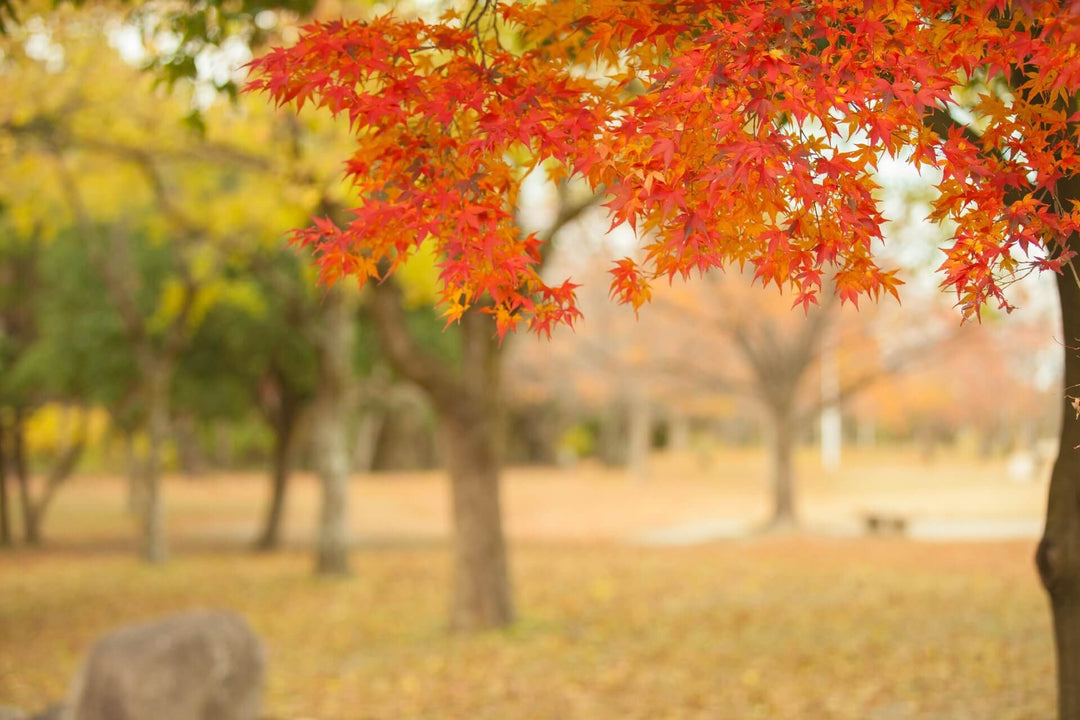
[1038,266,1080,719]
[255,392,301,552]
[352,409,384,473]
[174,413,205,478]
[370,280,514,630]
[12,407,31,544]
[626,390,651,480]
[22,431,86,546]
[442,406,513,630]
[667,411,691,453]
[767,407,797,529]
[442,311,513,631]
[140,361,171,564]
[313,288,353,575]
[123,428,144,516]
[0,416,10,547]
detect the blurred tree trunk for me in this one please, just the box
[139,359,171,563]
[12,406,31,543]
[174,413,204,478]
[213,421,236,470]
[22,421,87,546]
[598,401,628,467]
[667,411,690,453]
[123,428,144,516]
[313,287,353,575]
[5,403,85,546]
[626,390,651,480]
[255,369,303,552]
[857,414,876,449]
[1038,231,1080,719]
[0,417,10,547]
[442,310,512,630]
[371,281,513,630]
[767,407,796,528]
[352,409,384,473]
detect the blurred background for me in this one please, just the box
[0,0,1066,718]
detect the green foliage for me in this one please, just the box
[176,248,320,425]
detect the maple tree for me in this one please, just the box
[249,0,1080,711]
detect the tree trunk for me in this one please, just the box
[174,413,204,478]
[22,433,86,546]
[313,288,352,575]
[668,411,691,453]
[442,406,513,631]
[255,399,300,552]
[23,496,42,546]
[598,401,628,467]
[370,280,514,631]
[140,363,170,564]
[12,407,31,544]
[1038,267,1080,719]
[123,428,144,516]
[352,410,384,473]
[442,310,512,631]
[0,416,10,548]
[767,408,797,529]
[213,420,235,470]
[626,390,651,481]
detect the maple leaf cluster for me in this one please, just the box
[247,0,1080,332]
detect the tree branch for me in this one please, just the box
[369,277,467,412]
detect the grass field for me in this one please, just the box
[0,448,1057,719]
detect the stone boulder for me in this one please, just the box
[67,610,264,720]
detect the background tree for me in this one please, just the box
[0,7,335,560]
[366,186,594,630]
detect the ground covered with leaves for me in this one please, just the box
[0,451,1055,718]
[0,537,1051,719]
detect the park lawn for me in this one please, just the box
[0,537,1053,720]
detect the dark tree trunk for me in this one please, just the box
[370,281,514,631]
[12,407,31,544]
[352,410,384,473]
[174,413,204,478]
[626,390,651,481]
[442,310,512,631]
[123,428,144,516]
[442,406,513,630]
[140,362,170,564]
[22,434,85,546]
[212,421,236,470]
[0,416,10,547]
[1039,267,1080,719]
[313,288,353,575]
[255,392,300,552]
[766,407,797,529]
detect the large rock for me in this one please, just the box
[67,610,264,720]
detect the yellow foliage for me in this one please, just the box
[24,404,108,455]
[394,240,442,308]
[149,276,266,334]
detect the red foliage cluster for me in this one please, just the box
[247,0,1080,334]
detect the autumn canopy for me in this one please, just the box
[247,0,1080,336]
